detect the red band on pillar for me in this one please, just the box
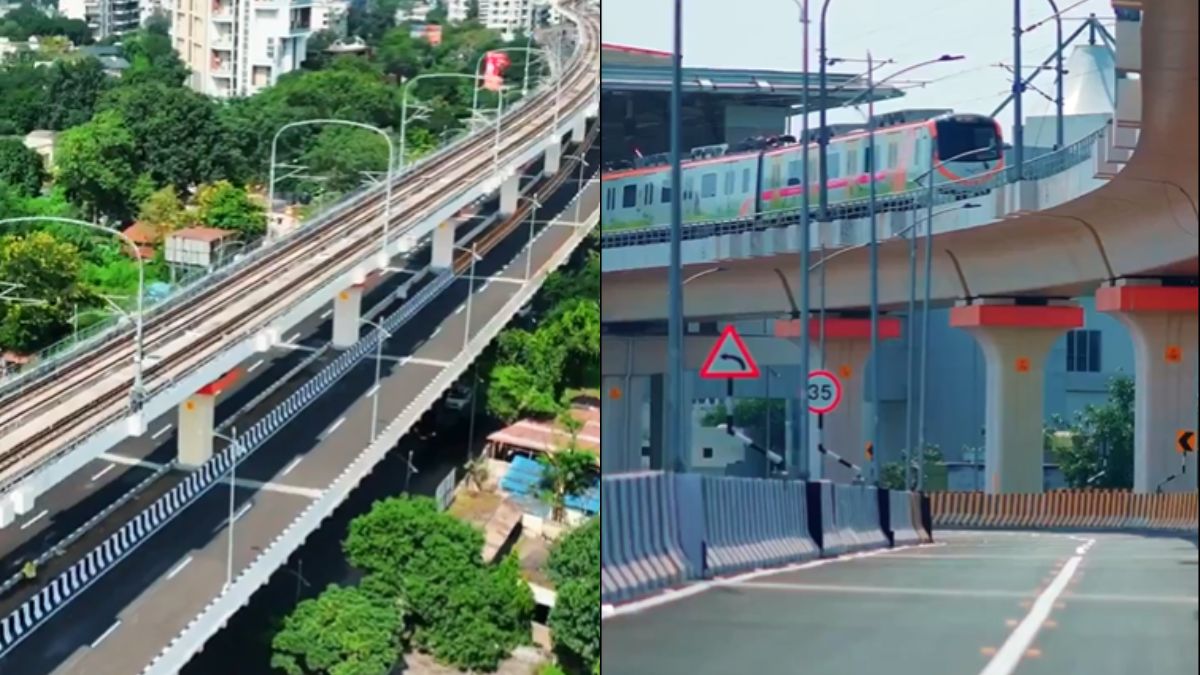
[1096,285,1198,313]
[197,368,242,397]
[774,317,902,340]
[949,304,1083,329]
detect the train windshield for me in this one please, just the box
[935,118,1001,162]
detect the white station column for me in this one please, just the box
[332,284,364,349]
[499,173,520,216]
[1097,280,1199,493]
[178,369,241,467]
[950,300,1083,494]
[571,116,587,143]
[776,317,901,483]
[600,375,648,474]
[432,220,455,270]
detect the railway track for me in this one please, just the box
[0,8,598,493]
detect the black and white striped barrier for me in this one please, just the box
[0,271,455,657]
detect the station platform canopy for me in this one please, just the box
[601,42,905,161]
[601,43,904,112]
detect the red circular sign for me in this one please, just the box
[806,369,843,414]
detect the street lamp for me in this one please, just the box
[268,120,395,270]
[457,243,483,351]
[213,425,240,591]
[361,317,392,441]
[521,195,542,281]
[399,73,488,173]
[563,153,590,222]
[790,0,813,480]
[0,216,147,409]
[666,0,685,474]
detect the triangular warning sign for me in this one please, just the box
[699,325,760,380]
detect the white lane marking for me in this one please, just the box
[480,281,491,292]
[281,456,304,476]
[400,357,452,368]
[167,555,193,580]
[233,502,253,523]
[20,509,49,530]
[321,309,332,319]
[602,543,944,620]
[248,359,265,373]
[100,453,164,471]
[454,304,465,315]
[728,582,1031,600]
[90,620,121,649]
[232,478,322,499]
[90,464,117,482]
[366,384,380,398]
[151,424,173,439]
[320,417,345,439]
[431,326,442,337]
[488,277,524,285]
[286,332,301,343]
[979,545,1090,675]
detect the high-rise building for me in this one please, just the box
[166,0,316,98]
[59,0,142,40]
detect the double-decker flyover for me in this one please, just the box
[0,158,601,674]
[598,0,1196,494]
[0,3,600,528]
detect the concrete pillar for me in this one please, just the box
[178,392,216,467]
[777,317,901,483]
[431,220,455,270]
[499,173,520,216]
[601,375,648,474]
[951,300,1083,494]
[649,374,664,469]
[544,141,561,176]
[332,285,364,349]
[1097,281,1199,493]
[571,116,587,143]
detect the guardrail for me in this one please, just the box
[0,17,586,395]
[599,126,1107,248]
[141,182,600,674]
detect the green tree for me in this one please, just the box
[0,231,87,353]
[195,181,266,237]
[423,554,534,671]
[1051,375,1135,489]
[0,61,50,134]
[270,584,403,675]
[538,446,596,523]
[137,185,187,236]
[120,24,191,87]
[54,110,139,220]
[302,126,392,192]
[544,298,600,388]
[98,83,237,190]
[376,27,425,80]
[42,58,113,131]
[486,363,558,423]
[546,518,599,586]
[0,138,47,196]
[700,398,786,452]
[549,576,600,674]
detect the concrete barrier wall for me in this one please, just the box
[930,490,1199,532]
[888,490,920,546]
[832,484,888,553]
[701,476,818,577]
[600,472,690,604]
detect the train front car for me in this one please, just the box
[931,113,1005,192]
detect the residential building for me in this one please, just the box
[446,0,533,39]
[311,0,347,34]
[59,0,142,41]
[167,0,313,99]
[394,0,432,24]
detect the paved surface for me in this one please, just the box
[0,165,593,674]
[602,531,1199,675]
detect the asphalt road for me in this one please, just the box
[601,531,1199,675]
[0,148,596,674]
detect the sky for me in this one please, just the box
[600,0,1116,138]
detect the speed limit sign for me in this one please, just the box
[806,370,843,414]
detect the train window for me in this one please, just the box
[741,168,751,192]
[846,150,857,175]
[935,118,1001,161]
[661,183,672,202]
[605,188,615,210]
[887,142,899,168]
[701,173,718,198]
[643,184,653,205]
[863,147,873,173]
[684,177,694,200]
[827,152,840,179]
[622,184,637,208]
[786,160,802,186]
[724,171,735,195]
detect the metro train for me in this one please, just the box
[601,112,1005,231]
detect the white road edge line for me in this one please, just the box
[20,509,49,530]
[365,384,380,398]
[281,456,304,476]
[233,502,253,523]
[286,332,301,343]
[321,309,333,319]
[321,417,345,438]
[979,544,1090,675]
[90,464,116,482]
[151,424,173,439]
[454,304,465,315]
[248,359,265,373]
[90,620,121,649]
[601,542,945,620]
[167,555,193,580]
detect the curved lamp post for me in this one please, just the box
[268,119,395,269]
[399,73,488,173]
[0,216,146,409]
[360,316,392,441]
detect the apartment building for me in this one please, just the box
[59,0,142,40]
[446,0,533,39]
[167,0,315,98]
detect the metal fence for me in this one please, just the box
[599,126,1108,248]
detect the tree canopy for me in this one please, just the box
[546,520,600,674]
[270,583,404,675]
[0,138,47,197]
[1050,375,1135,489]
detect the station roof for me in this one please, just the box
[601,42,904,111]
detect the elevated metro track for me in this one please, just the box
[0,6,599,513]
[600,0,1196,322]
